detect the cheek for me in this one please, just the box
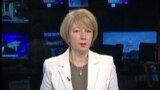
[69,35,79,42]
[88,35,93,42]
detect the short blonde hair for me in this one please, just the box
[60,8,98,45]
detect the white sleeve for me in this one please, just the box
[108,63,119,90]
[40,60,54,90]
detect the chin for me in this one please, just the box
[79,48,89,52]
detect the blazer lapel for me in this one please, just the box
[87,51,100,90]
[56,49,100,90]
[57,49,73,90]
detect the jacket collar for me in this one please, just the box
[57,48,72,90]
[57,48,100,90]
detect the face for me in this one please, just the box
[68,22,93,53]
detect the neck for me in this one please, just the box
[69,49,88,67]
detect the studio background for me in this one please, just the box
[2,0,160,90]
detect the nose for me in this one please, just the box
[80,30,86,40]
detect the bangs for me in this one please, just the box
[81,18,94,31]
[72,17,95,31]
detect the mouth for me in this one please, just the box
[79,43,87,47]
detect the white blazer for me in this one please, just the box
[40,48,119,90]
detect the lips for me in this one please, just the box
[79,43,87,47]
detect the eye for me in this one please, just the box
[73,29,80,33]
[86,29,93,33]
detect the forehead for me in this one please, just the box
[71,20,93,30]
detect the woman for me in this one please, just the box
[40,8,119,90]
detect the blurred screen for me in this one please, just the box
[44,32,67,56]
[69,0,88,7]
[2,33,29,60]
[103,31,157,60]
[2,0,29,23]
[44,32,64,46]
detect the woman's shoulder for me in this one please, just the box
[90,51,116,71]
[44,54,63,65]
[43,48,69,68]
[90,50,114,64]
[42,55,65,74]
